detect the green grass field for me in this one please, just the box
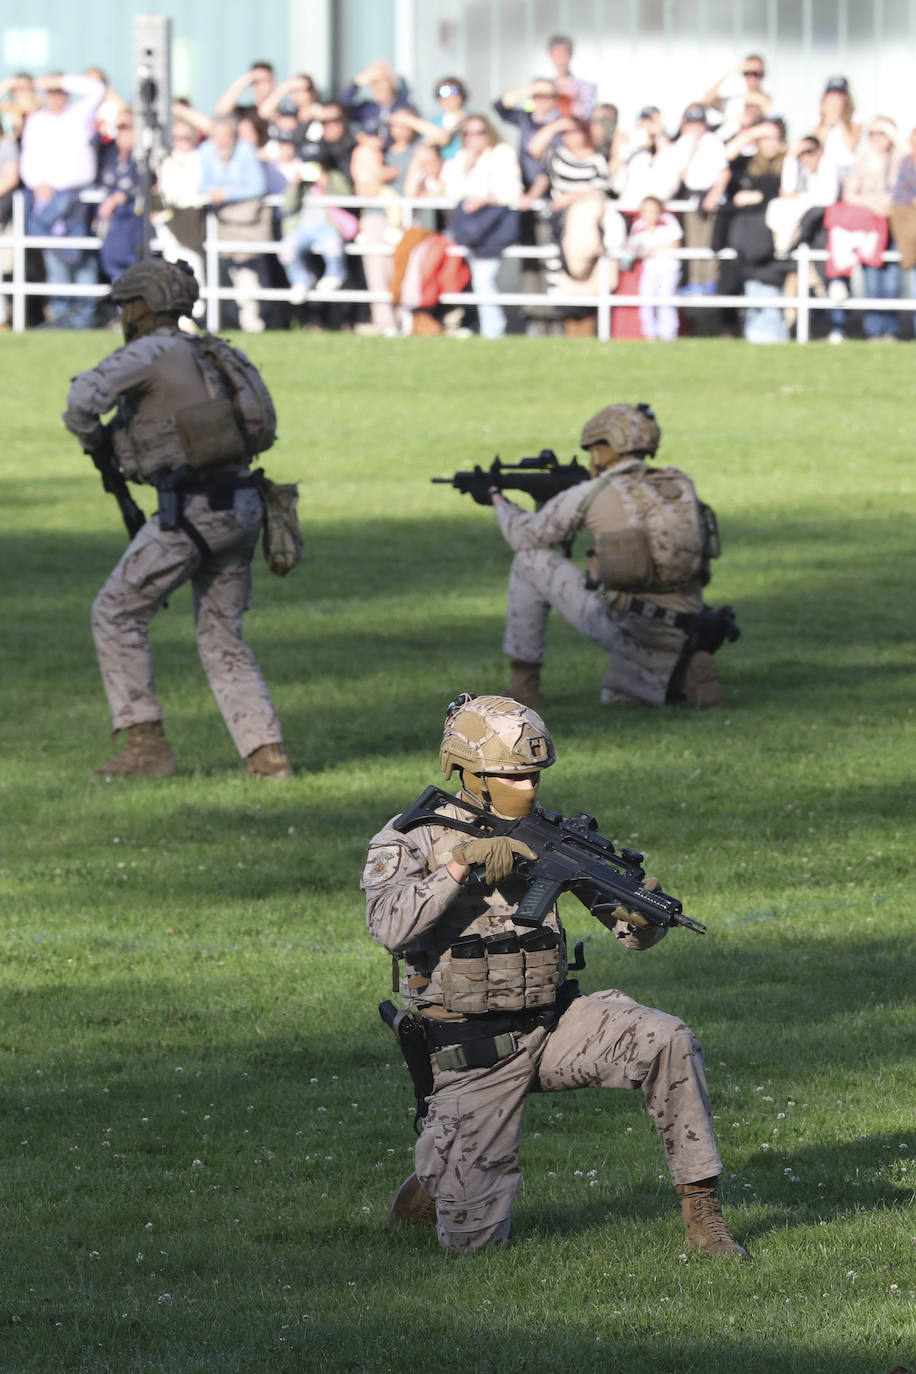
[0,331,914,1374]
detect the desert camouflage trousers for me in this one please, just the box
[91,487,283,759]
[414,988,723,1253]
[503,548,689,705]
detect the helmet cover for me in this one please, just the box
[439,693,555,780]
[111,258,200,316]
[580,402,660,457]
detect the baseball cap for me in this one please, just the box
[824,75,849,93]
[683,104,707,124]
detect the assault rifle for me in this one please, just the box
[395,785,705,935]
[433,449,590,508]
[86,424,147,540]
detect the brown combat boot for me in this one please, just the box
[387,1173,436,1227]
[682,651,725,709]
[92,721,177,778]
[506,659,542,710]
[246,743,294,778]
[676,1178,748,1259]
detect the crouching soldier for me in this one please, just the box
[362,692,747,1258]
[489,403,738,710]
[63,259,292,778]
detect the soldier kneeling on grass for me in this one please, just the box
[487,402,739,712]
[63,259,292,780]
[363,692,747,1258]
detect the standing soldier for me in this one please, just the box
[485,403,738,710]
[363,692,747,1259]
[63,259,292,778]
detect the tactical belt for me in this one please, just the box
[424,981,580,1073]
[629,597,696,630]
[153,467,258,558]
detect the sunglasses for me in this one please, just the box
[743,69,764,77]
[464,127,487,136]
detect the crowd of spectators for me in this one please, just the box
[2,39,916,340]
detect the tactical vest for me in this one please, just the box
[582,459,714,593]
[401,820,567,1016]
[111,333,220,480]
[112,331,276,481]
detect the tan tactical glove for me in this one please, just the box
[450,836,538,886]
[596,876,660,931]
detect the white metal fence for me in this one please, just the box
[3,188,915,343]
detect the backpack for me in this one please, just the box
[192,334,277,457]
[585,464,720,592]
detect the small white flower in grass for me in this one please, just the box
[310,1077,318,1084]
[760,1143,770,1150]
[88,1251,100,1260]
[678,1253,688,1263]
[191,1159,203,1168]
[574,1170,583,1176]
[777,1112,786,1120]
[889,1284,900,1294]
[587,1170,597,1177]
[136,1253,144,1262]
[158,1293,171,1304]
[288,827,295,835]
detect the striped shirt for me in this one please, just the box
[546,143,609,196]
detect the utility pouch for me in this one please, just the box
[439,934,488,1016]
[519,927,561,1008]
[254,469,303,577]
[176,396,248,472]
[483,932,525,1012]
[595,527,654,593]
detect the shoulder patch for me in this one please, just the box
[362,843,402,888]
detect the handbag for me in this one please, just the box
[450,202,520,258]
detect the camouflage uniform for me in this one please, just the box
[363,806,723,1253]
[64,325,284,761]
[496,464,704,706]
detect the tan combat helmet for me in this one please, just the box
[111,259,200,339]
[440,693,555,813]
[580,403,661,470]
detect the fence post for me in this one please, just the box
[795,242,811,344]
[12,189,27,333]
[597,253,611,341]
[205,210,220,332]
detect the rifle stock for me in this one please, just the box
[395,785,705,935]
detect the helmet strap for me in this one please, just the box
[458,769,492,812]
